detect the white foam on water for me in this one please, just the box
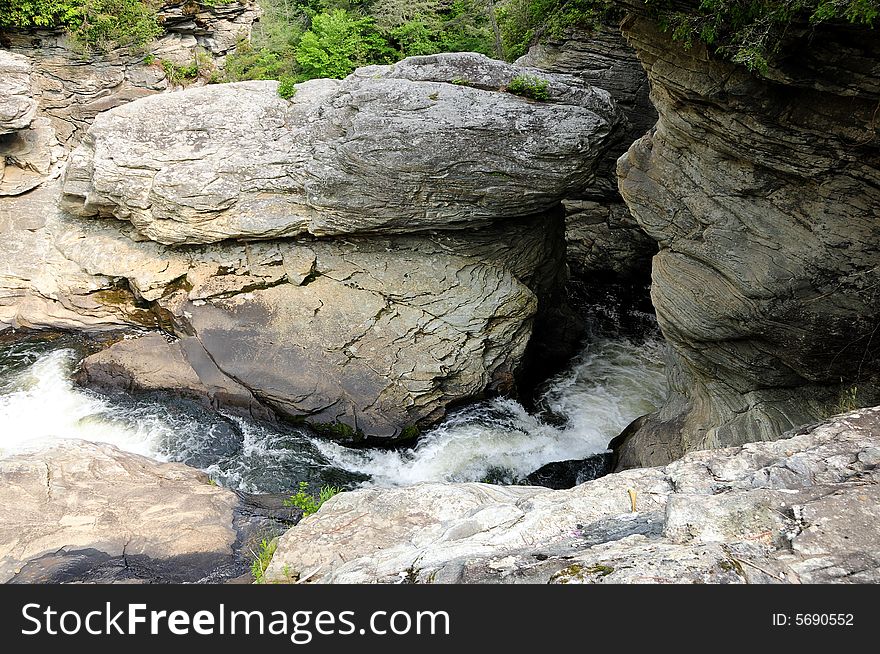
[0,337,668,490]
[313,337,668,486]
[0,348,180,459]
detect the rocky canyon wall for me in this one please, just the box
[1,48,621,441]
[613,10,880,467]
[0,1,259,196]
[518,23,658,283]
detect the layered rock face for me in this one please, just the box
[0,1,258,196]
[614,16,880,466]
[518,24,657,281]
[4,54,618,440]
[0,51,63,195]
[69,211,565,438]
[265,406,880,584]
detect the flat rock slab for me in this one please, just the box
[0,441,272,583]
[266,407,880,584]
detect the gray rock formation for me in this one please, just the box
[67,210,565,440]
[4,50,619,439]
[0,54,619,438]
[0,441,241,583]
[156,0,261,61]
[518,24,657,280]
[0,1,259,196]
[61,54,619,244]
[613,14,880,466]
[0,51,64,195]
[265,406,880,584]
[0,51,37,133]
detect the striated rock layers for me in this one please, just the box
[0,1,259,196]
[4,53,619,440]
[614,14,880,467]
[518,24,657,281]
[265,406,880,584]
[61,55,618,244]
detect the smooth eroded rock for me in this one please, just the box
[70,210,566,440]
[61,53,619,244]
[0,441,240,583]
[614,13,880,466]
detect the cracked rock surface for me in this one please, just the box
[265,407,880,584]
[2,178,567,438]
[0,441,241,583]
[70,210,565,439]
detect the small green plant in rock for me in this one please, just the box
[506,74,550,101]
[835,385,860,414]
[277,76,297,99]
[283,481,342,517]
[250,537,277,584]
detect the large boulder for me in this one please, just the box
[70,210,566,440]
[265,406,880,584]
[613,14,880,466]
[61,53,619,244]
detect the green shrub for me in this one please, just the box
[223,0,496,85]
[496,0,614,60]
[658,0,880,73]
[277,76,298,99]
[0,0,162,51]
[283,481,342,517]
[250,537,277,583]
[506,74,550,100]
[296,9,395,79]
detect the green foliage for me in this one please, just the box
[250,537,277,583]
[283,481,342,517]
[506,73,550,99]
[495,0,614,60]
[0,0,82,29]
[656,0,880,74]
[835,384,860,414]
[225,0,497,84]
[296,9,394,78]
[0,0,162,51]
[159,49,214,86]
[277,76,298,98]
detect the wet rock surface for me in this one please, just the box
[265,407,880,584]
[523,452,612,489]
[49,208,567,439]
